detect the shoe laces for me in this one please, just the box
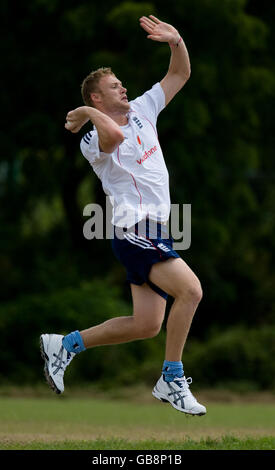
[174,376,193,393]
[52,346,74,375]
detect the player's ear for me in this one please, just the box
[90,92,101,106]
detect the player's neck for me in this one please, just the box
[107,111,128,127]
[98,105,128,127]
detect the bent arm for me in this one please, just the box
[160,36,191,106]
[140,15,191,106]
[65,106,124,153]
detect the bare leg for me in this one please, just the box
[149,258,202,361]
[80,283,166,348]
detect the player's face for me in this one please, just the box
[96,74,130,113]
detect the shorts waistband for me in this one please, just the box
[114,218,168,240]
[145,216,167,226]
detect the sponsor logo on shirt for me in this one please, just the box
[136,145,158,165]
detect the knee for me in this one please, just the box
[179,277,203,306]
[136,320,162,340]
[191,279,203,305]
[146,322,162,339]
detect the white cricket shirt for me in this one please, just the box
[80,82,170,227]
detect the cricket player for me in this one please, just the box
[40,15,206,415]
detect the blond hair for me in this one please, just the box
[81,67,114,107]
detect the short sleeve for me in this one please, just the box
[80,130,101,163]
[130,83,165,124]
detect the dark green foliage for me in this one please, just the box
[0,280,132,384]
[183,325,275,390]
[0,283,274,389]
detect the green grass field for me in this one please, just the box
[0,389,275,450]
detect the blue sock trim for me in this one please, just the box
[162,360,184,382]
[62,330,86,354]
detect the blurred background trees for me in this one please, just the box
[0,0,274,390]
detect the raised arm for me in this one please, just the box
[139,15,191,106]
[65,106,124,153]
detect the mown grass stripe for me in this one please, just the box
[1,436,275,450]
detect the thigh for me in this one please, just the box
[148,258,201,299]
[130,283,167,328]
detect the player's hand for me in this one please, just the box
[139,15,180,45]
[65,106,90,133]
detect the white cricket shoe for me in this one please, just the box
[40,333,75,394]
[152,375,206,416]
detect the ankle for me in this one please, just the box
[62,330,86,354]
[162,360,184,382]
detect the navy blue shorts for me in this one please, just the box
[111,218,180,300]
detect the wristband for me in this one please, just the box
[169,36,182,48]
